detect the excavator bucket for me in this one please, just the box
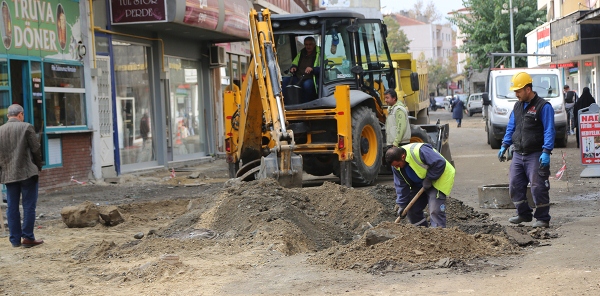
[256,152,303,187]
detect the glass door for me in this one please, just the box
[9,59,46,166]
[166,57,204,161]
[112,42,157,168]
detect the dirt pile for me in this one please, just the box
[308,222,517,273]
[55,179,523,276]
[81,179,518,273]
[160,179,387,255]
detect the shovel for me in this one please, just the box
[394,187,426,223]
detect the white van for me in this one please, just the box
[483,68,568,149]
[466,93,484,116]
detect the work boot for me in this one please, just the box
[532,220,550,228]
[508,215,532,224]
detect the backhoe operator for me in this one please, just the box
[282,36,321,103]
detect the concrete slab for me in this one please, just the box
[504,226,535,246]
[478,184,534,209]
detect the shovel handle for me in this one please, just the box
[394,187,426,223]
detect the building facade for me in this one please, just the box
[0,0,306,195]
[527,0,600,98]
[0,0,92,192]
[393,15,454,63]
[93,0,307,178]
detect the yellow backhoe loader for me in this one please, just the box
[223,9,452,188]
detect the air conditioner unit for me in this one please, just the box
[210,46,226,66]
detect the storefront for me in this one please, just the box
[0,0,92,190]
[550,11,600,97]
[96,0,250,174]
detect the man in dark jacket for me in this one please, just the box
[498,72,555,228]
[563,85,577,134]
[0,104,44,248]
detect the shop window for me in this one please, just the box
[43,63,86,128]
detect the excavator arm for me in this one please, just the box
[223,9,302,187]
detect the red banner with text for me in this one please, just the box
[579,113,600,165]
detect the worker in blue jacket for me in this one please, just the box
[498,72,555,228]
[385,143,455,228]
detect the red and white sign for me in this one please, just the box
[579,113,600,164]
[536,25,550,65]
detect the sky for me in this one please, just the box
[380,0,466,23]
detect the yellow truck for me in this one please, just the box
[387,53,430,125]
[223,9,451,188]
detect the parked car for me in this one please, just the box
[444,96,454,111]
[456,94,468,103]
[466,93,484,116]
[432,96,447,111]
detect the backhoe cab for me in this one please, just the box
[224,9,399,187]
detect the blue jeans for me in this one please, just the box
[509,152,551,222]
[566,107,574,132]
[6,176,39,246]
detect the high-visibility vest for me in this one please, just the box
[400,143,455,196]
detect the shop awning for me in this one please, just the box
[110,0,252,43]
[577,8,600,24]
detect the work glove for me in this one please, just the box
[332,33,339,46]
[395,204,404,216]
[539,152,551,168]
[506,145,514,161]
[498,146,507,162]
[422,178,432,190]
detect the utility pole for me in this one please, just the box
[509,0,515,68]
[501,0,517,68]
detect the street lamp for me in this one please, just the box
[501,0,518,68]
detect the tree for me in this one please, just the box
[428,58,454,95]
[407,0,442,24]
[383,15,411,53]
[448,0,546,70]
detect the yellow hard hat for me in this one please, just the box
[509,72,533,91]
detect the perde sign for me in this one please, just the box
[0,0,80,61]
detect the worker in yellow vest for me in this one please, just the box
[385,143,455,227]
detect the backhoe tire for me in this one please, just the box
[348,106,382,186]
[409,125,433,144]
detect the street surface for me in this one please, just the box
[1,109,600,295]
